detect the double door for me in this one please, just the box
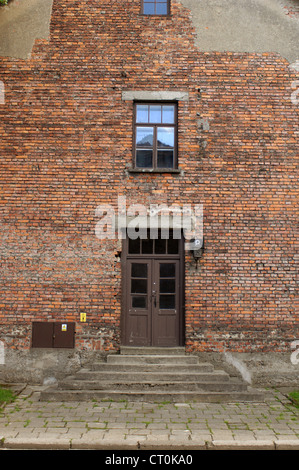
[123,258,182,346]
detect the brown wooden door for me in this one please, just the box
[124,258,181,346]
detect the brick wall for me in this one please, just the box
[0,0,297,354]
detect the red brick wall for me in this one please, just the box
[0,0,297,353]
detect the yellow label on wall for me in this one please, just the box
[80,313,87,322]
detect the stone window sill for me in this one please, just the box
[127,168,181,174]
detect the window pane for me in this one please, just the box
[129,238,140,254]
[162,105,175,123]
[131,279,147,294]
[132,296,147,309]
[160,279,175,293]
[155,238,167,254]
[168,238,179,254]
[149,105,161,123]
[136,105,149,123]
[136,127,153,147]
[142,238,153,254]
[156,2,168,15]
[160,295,175,309]
[157,150,174,168]
[132,263,147,278]
[136,149,153,168]
[143,2,155,14]
[160,263,175,277]
[157,127,174,148]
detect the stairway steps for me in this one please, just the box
[39,350,264,403]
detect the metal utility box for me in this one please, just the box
[32,322,75,348]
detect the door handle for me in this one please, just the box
[152,292,157,307]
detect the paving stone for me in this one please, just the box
[0,386,298,449]
[274,440,299,450]
[4,436,71,449]
[146,423,168,430]
[209,439,275,450]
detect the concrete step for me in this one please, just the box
[91,362,214,373]
[59,379,247,392]
[72,369,229,382]
[120,347,186,355]
[39,388,264,403]
[107,355,199,365]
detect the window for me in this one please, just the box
[134,102,177,170]
[142,0,170,15]
[128,230,180,255]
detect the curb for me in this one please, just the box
[1,437,299,450]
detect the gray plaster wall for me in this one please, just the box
[0,348,106,384]
[0,349,298,387]
[195,352,299,388]
[0,0,53,59]
[179,0,299,63]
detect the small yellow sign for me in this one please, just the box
[62,324,67,331]
[80,312,87,322]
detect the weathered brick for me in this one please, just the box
[0,0,297,354]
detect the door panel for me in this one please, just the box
[153,260,180,346]
[126,260,152,346]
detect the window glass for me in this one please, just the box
[162,105,175,123]
[155,238,167,254]
[132,263,147,278]
[157,150,173,168]
[159,295,175,309]
[142,238,154,254]
[143,2,155,14]
[160,263,176,277]
[131,279,147,294]
[136,105,149,123]
[129,238,140,254]
[167,237,179,254]
[136,150,153,168]
[160,279,175,293]
[157,127,174,148]
[156,2,168,15]
[149,105,162,123]
[132,296,147,308]
[136,127,154,147]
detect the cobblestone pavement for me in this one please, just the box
[0,385,298,450]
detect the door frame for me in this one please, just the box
[121,232,185,347]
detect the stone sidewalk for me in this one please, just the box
[0,385,298,450]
